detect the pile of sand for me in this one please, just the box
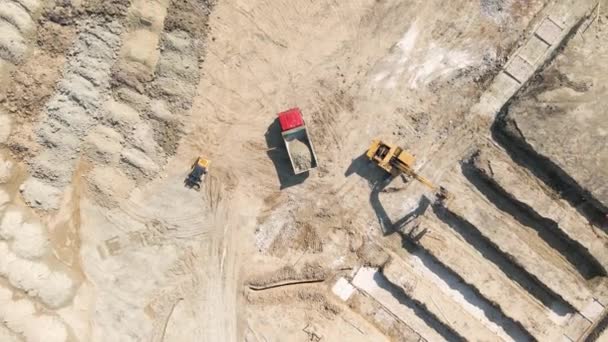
[289,139,312,171]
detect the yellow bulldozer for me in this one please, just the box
[366,139,450,201]
[185,157,210,191]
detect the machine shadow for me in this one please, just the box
[346,152,429,235]
[265,118,309,189]
[370,179,431,236]
[345,153,376,179]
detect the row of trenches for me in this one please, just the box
[360,121,608,341]
[492,117,608,231]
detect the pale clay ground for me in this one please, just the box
[0,0,607,341]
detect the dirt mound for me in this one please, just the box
[248,263,327,290]
[289,138,312,171]
[246,287,340,319]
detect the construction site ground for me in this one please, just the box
[0,0,607,341]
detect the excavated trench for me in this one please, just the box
[492,117,608,230]
[586,313,608,342]
[374,270,465,342]
[462,159,606,280]
[432,205,575,316]
[398,236,535,341]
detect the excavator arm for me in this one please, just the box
[409,171,437,191]
[392,160,436,191]
[366,139,452,202]
[367,140,432,187]
[394,161,451,202]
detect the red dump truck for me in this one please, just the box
[278,108,318,174]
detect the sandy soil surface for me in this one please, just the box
[1,0,607,341]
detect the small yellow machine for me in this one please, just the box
[366,139,449,199]
[185,157,210,190]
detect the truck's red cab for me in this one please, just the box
[278,108,305,131]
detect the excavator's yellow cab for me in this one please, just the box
[395,149,416,168]
[367,139,415,175]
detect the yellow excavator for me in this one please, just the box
[366,139,450,201]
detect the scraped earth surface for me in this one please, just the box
[1,0,608,341]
